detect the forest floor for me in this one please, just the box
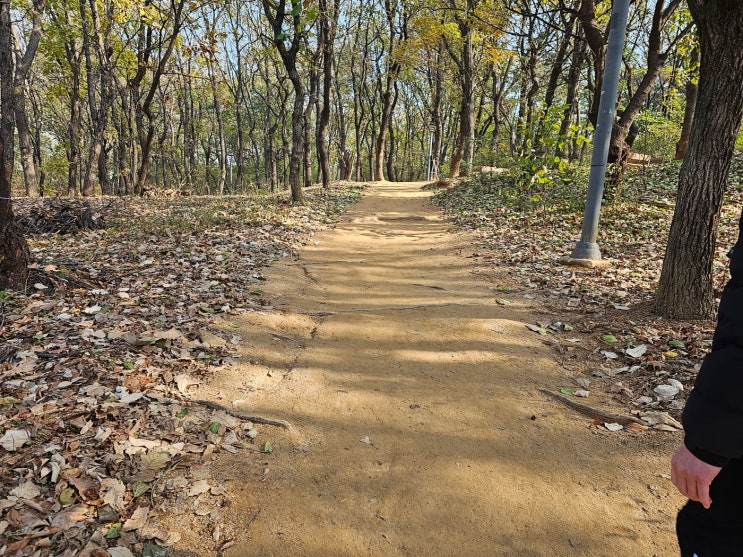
[161,181,684,557]
[3,168,737,556]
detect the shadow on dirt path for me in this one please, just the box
[172,182,682,556]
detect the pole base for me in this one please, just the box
[570,241,602,260]
[563,257,612,269]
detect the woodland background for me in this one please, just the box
[4,0,694,199]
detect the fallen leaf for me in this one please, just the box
[10,481,41,499]
[108,548,135,557]
[0,429,30,451]
[51,505,90,529]
[123,505,150,532]
[188,480,211,497]
[153,328,184,340]
[101,478,127,513]
[141,449,170,472]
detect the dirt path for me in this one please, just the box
[176,182,683,556]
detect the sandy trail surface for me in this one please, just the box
[174,182,683,556]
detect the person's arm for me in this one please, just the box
[671,226,743,505]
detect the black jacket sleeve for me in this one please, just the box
[682,215,743,466]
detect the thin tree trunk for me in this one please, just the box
[316,0,337,187]
[557,37,586,159]
[675,46,699,160]
[0,0,29,289]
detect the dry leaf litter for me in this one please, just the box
[0,187,362,556]
[433,159,743,432]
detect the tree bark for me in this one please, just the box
[316,0,337,187]
[675,47,699,160]
[262,0,306,202]
[446,23,475,178]
[557,36,585,159]
[10,1,45,198]
[656,0,743,319]
[0,0,29,290]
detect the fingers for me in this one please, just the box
[697,481,712,509]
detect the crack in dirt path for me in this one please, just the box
[169,182,683,556]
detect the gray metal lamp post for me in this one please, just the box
[570,0,631,262]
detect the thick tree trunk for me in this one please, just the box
[0,1,29,289]
[656,1,743,319]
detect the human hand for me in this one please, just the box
[671,444,722,509]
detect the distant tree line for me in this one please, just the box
[1,0,694,202]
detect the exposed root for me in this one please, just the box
[538,388,642,426]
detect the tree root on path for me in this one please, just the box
[538,388,643,426]
[148,393,294,430]
[194,399,294,431]
[300,302,480,316]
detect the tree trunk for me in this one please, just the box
[0,0,29,289]
[534,14,575,156]
[373,67,398,181]
[303,62,319,189]
[557,37,586,159]
[675,47,699,160]
[429,39,444,180]
[207,59,227,195]
[447,27,474,178]
[82,0,115,196]
[14,89,39,197]
[316,0,337,187]
[609,0,685,167]
[11,1,45,198]
[262,0,306,202]
[62,8,83,196]
[656,0,743,319]
[577,0,607,128]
